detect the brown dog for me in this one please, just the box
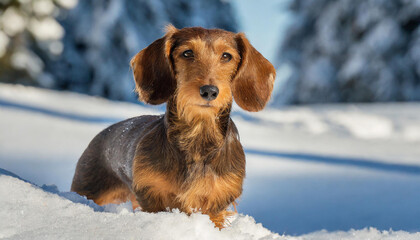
[71,25,275,228]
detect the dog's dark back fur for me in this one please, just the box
[71,116,159,198]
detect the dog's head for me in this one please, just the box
[131,25,275,122]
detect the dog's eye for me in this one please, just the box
[182,50,194,59]
[221,52,232,62]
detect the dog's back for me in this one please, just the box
[71,115,161,205]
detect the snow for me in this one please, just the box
[34,0,238,101]
[28,17,64,41]
[277,0,420,104]
[326,111,393,139]
[55,0,79,9]
[0,7,26,36]
[0,31,9,58]
[1,174,420,239]
[32,0,56,16]
[1,83,420,238]
[0,175,279,240]
[10,49,44,78]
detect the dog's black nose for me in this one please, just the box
[199,85,219,101]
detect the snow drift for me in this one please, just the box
[2,172,420,239]
[0,173,279,240]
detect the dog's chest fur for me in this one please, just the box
[131,113,245,214]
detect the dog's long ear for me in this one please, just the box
[130,26,177,104]
[232,33,276,112]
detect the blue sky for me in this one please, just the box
[230,0,292,64]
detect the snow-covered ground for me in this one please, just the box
[1,83,420,239]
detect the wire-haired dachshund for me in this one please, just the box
[71,25,276,228]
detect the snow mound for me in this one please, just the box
[1,173,420,240]
[300,228,420,240]
[0,174,279,240]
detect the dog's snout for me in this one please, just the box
[199,85,219,101]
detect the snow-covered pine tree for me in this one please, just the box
[1,0,237,102]
[275,0,420,105]
[0,0,77,87]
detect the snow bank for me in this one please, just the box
[2,173,420,240]
[0,174,279,240]
[251,103,420,142]
[300,229,420,240]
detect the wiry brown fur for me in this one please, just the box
[71,25,276,228]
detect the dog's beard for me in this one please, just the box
[175,92,219,124]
